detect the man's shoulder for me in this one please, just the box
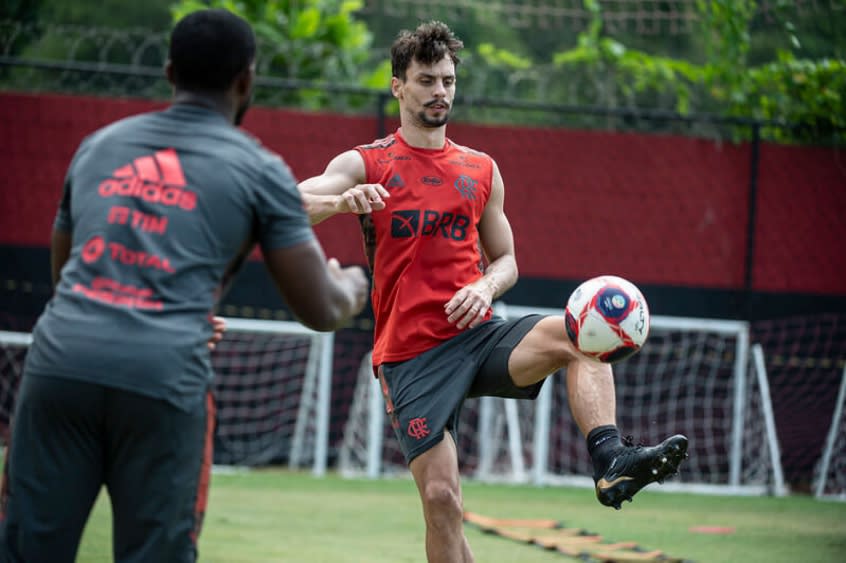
[445,139,495,174]
[71,111,160,163]
[94,110,288,182]
[356,134,397,151]
[85,110,158,142]
[228,133,290,182]
[447,139,490,160]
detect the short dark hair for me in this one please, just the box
[391,21,463,80]
[169,9,256,91]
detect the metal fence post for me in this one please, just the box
[743,122,762,320]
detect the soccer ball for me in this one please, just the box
[564,275,650,363]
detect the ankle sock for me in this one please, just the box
[586,425,622,477]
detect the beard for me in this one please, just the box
[416,101,451,128]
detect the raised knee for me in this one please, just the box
[509,316,576,383]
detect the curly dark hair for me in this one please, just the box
[390,21,464,80]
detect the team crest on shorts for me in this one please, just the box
[407,417,430,440]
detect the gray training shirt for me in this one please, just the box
[25,103,315,411]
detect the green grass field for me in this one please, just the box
[74,468,846,562]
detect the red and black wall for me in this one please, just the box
[2,92,845,488]
[2,91,844,327]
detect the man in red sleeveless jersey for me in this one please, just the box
[299,21,688,563]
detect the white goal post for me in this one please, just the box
[212,318,334,476]
[338,303,788,497]
[0,318,334,476]
[813,365,846,501]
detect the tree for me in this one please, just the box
[0,0,174,96]
[546,0,845,142]
[170,0,379,110]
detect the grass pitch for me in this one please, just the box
[76,469,845,562]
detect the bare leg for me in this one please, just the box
[564,358,616,436]
[508,315,615,436]
[409,432,473,563]
[506,315,688,509]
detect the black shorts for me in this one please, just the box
[0,374,214,563]
[378,314,546,464]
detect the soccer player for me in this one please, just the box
[298,21,688,563]
[0,9,368,563]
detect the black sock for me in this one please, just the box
[586,425,621,476]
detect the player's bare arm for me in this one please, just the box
[298,150,390,225]
[263,238,368,331]
[445,160,518,329]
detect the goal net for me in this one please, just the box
[210,318,334,474]
[338,303,787,496]
[0,318,334,475]
[0,331,30,447]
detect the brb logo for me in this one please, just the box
[391,209,470,241]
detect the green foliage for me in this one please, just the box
[1,0,42,23]
[170,0,371,81]
[548,0,845,143]
[694,0,755,111]
[552,6,703,115]
[0,1,174,96]
[696,0,844,142]
[30,0,173,28]
[5,0,843,140]
[476,43,532,71]
[170,0,380,110]
[747,53,846,141]
[7,0,173,63]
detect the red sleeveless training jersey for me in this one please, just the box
[356,129,494,366]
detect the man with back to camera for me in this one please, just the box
[298,20,689,563]
[0,9,369,563]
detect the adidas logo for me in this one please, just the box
[97,148,197,211]
[386,174,405,189]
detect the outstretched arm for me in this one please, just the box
[298,150,389,225]
[445,160,519,329]
[263,239,369,332]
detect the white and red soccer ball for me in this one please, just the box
[564,275,650,363]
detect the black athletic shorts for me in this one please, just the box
[377,314,546,464]
[0,374,214,563]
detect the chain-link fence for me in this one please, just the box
[3,12,843,140]
[359,0,845,37]
[0,19,813,140]
[0,20,390,114]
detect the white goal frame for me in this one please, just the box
[340,302,787,497]
[219,318,335,476]
[814,365,846,501]
[494,304,785,496]
[0,331,32,347]
[0,318,334,477]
